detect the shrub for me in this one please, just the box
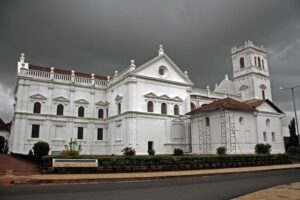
[217,147,226,155]
[287,146,300,155]
[147,149,155,156]
[122,147,136,156]
[28,149,34,157]
[32,141,50,159]
[173,148,184,156]
[255,143,271,154]
[62,138,82,156]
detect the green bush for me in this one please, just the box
[217,147,226,155]
[28,149,34,157]
[255,143,271,154]
[42,154,291,169]
[287,146,300,155]
[173,148,184,156]
[33,141,50,159]
[147,149,155,156]
[122,147,136,156]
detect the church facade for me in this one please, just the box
[9,41,285,155]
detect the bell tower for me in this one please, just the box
[232,40,272,101]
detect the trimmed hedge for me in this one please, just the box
[42,154,291,173]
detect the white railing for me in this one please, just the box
[19,68,108,88]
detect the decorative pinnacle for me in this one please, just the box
[20,53,25,63]
[158,44,164,56]
[50,67,54,73]
[107,76,110,81]
[130,59,135,67]
[114,70,118,76]
[225,74,229,80]
[184,70,188,77]
[71,70,75,76]
[91,73,95,79]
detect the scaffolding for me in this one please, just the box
[198,118,211,154]
[220,110,237,154]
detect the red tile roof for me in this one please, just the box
[29,64,107,80]
[0,119,9,132]
[187,98,256,115]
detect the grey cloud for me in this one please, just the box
[0,0,300,122]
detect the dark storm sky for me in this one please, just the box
[0,0,300,133]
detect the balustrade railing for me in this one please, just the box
[19,68,108,88]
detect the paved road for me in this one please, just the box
[1,169,300,200]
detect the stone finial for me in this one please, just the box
[71,70,75,76]
[91,73,95,79]
[130,59,135,66]
[107,76,110,81]
[245,41,248,46]
[184,70,188,77]
[114,70,118,77]
[225,74,229,80]
[206,85,210,91]
[158,44,164,56]
[50,67,54,73]
[20,53,25,63]
[129,59,136,72]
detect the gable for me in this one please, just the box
[95,100,109,106]
[256,102,281,113]
[133,54,193,85]
[144,92,158,99]
[30,93,47,100]
[74,99,89,104]
[53,96,70,102]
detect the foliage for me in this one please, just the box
[173,148,184,156]
[32,141,50,159]
[0,136,6,153]
[255,143,272,154]
[62,138,82,156]
[147,149,155,156]
[42,154,291,169]
[217,147,226,155]
[288,118,299,147]
[121,147,136,156]
[28,149,34,157]
[287,146,300,155]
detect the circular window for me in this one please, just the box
[266,119,270,127]
[239,117,244,125]
[158,66,168,78]
[159,68,165,75]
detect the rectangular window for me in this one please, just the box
[31,124,40,138]
[106,108,109,118]
[148,141,153,151]
[205,117,210,126]
[97,128,103,140]
[272,132,275,142]
[263,131,267,142]
[77,127,83,140]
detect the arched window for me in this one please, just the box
[56,104,64,116]
[161,103,167,114]
[262,59,265,69]
[98,109,104,119]
[239,57,245,69]
[174,105,179,115]
[118,103,121,114]
[78,106,84,117]
[262,90,266,100]
[258,57,261,68]
[33,102,41,114]
[191,102,196,110]
[147,101,153,112]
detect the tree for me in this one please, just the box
[32,141,50,159]
[288,118,299,147]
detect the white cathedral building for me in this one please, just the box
[9,41,285,155]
